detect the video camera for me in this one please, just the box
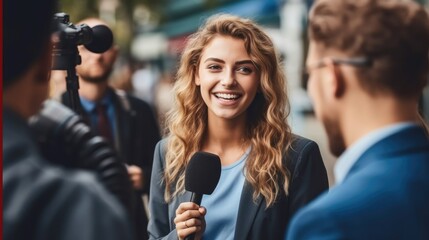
[51,12,113,70]
[51,12,113,113]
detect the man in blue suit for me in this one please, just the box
[287,0,429,239]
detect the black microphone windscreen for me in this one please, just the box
[185,152,221,195]
[85,25,113,53]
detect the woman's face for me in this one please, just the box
[195,35,260,122]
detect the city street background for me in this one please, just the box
[53,0,429,186]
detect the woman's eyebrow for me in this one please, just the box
[204,58,224,63]
[235,60,253,65]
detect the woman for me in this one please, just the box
[148,14,328,240]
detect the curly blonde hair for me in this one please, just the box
[164,14,292,207]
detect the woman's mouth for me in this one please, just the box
[214,93,241,100]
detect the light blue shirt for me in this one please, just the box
[334,122,418,185]
[201,148,251,240]
[80,90,116,139]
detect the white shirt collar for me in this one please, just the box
[334,122,417,185]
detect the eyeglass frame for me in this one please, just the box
[306,57,372,75]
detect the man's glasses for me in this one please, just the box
[306,57,372,74]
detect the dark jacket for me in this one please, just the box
[62,88,161,240]
[3,107,133,240]
[148,135,329,240]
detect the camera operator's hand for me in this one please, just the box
[127,165,144,190]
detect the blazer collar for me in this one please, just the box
[346,125,429,181]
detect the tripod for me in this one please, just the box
[51,42,83,116]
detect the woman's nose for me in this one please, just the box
[220,71,236,87]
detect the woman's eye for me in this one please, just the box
[237,66,253,74]
[207,65,221,71]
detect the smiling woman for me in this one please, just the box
[196,36,259,121]
[148,13,329,240]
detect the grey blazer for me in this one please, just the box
[148,135,328,240]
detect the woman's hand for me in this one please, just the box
[174,202,207,240]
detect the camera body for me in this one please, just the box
[51,13,93,70]
[51,13,113,71]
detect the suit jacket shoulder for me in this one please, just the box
[287,126,429,240]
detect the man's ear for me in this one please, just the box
[110,45,120,61]
[325,59,346,98]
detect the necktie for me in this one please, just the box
[95,102,113,145]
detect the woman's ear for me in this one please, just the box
[195,74,201,86]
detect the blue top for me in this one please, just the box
[201,148,251,240]
[334,122,416,184]
[80,90,116,139]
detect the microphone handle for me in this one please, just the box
[190,192,203,205]
[184,192,203,240]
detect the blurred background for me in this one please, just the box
[52,0,429,186]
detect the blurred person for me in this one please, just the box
[3,1,133,240]
[287,0,429,239]
[61,18,161,240]
[148,14,328,240]
[132,61,160,107]
[109,56,134,93]
[154,71,175,134]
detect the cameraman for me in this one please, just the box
[3,1,133,240]
[60,17,161,240]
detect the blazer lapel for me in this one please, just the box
[234,181,263,240]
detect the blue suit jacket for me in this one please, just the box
[287,126,429,240]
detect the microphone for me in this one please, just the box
[85,25,113,53]
[184,152,221,240]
